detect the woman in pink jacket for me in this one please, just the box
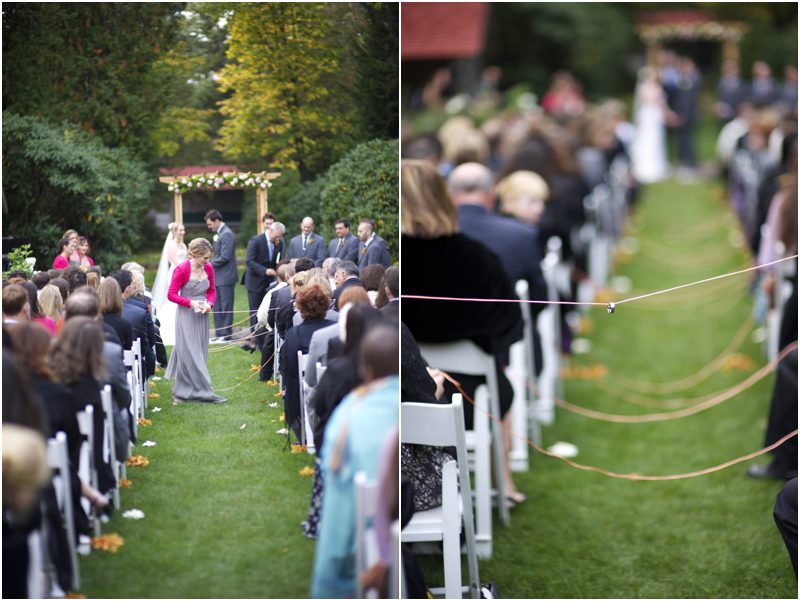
[164,237,227,404]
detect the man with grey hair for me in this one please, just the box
[323,257,342,291]
[287,216,326,267]
[242,216,286,351]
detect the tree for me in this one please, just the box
[3,112,152,271]
[319,139,398,262]
[215,3,361,181]
[2,3,184,160]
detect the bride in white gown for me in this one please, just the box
[631,66,672,183]
[151,222,187,346]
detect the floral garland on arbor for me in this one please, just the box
[167,172,273,194]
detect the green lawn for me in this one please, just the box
[418,179,797,598]
[79,287,319,598]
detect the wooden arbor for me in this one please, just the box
[635,10,748,69]
[158,169,282,233]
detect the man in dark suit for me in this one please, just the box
[243,217,285,347]
[287,216,326,267]
[356,219,391,273]
[205,209,238,340]
[109,269,156,378]
[672,57,702,172]
[328,218,359,262]
[379,265,399,322]
[332,260,362,310]
[449,162,547,372]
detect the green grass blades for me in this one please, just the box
[79,328,316,597]
[418,179,797,598]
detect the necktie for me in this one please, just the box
[303,235,307,250]
[338,238,343,250]
[268,239,273,261]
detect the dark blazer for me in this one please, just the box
[122,299,156,378]
[328,234,359,262]
[244,232,285,293]
[380,299,399,322]
[287,232,326,266]
[280,317,335,432]
[332,277,363,310]
[211,223,238,286]
[267,285,294,331]
[104,313,133,350]
[458,204,547,305]
[357,235,391,270]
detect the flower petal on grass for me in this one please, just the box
[298,466,314,476]
[147,392,160,399]
[125,454,150,467]
[138,418,152,426]
[151,407,162,413]
[149,381,156,388]
[91,533,124,553]
[276,428,288,435]
[239,423,247,430]
[119,478,133,489]
[268,402,278,408]
[141,440,157,447]
[151,376,162,381]
[291,444,307,454]
[122,509,145,520]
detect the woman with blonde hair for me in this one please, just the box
[495,170,551,226]
[37,284,64,334]
[164,237,225,404]
[401,159,529,506]
[99,277,133,350]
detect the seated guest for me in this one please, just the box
[256,262,293,381]
[99,277,133,351]
[22,281,56,335]
[38,284,64,335]
[325,286,370,363]
[60,266,87,294]
[331,260,362,310]
[2,284,30,324]
[378,266,399,320]
[279,284,336,444]
[292,273,338,327]
[360,263,386,307]
[401,159,527,506]
[311,324,398,598]
[109,269,156,378]
[31,271,51,291]
[303,303,383,539]
[322,257,341,292]
[49,277,70,304]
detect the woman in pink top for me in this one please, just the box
[163,238,226,404]
[78,236,95,267]
[52,238,73,270]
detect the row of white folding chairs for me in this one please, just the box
[123,337,146,438]
[418,340,507,560]
[400,394,481,599]
[355,472,401,599]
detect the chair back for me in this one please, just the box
[354,471,380,598]
[47,432,80,589]
[297,351,315,451]
[100,385,121,510]
[76,404,100,536]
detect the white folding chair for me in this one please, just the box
[507,279,537,472]
[46,432,80,590]
[132,338,147,412]
[355,471,380,599]
[274,330,284,385]
[419,339,508,559]
[100,385,122,510]
[316,362,327,382]
[76,404,100,537]
[125,366,139,441]
[536,239,564,426]
[297,351,315,453]
[401,394,481,599]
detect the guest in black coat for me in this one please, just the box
[99,278,133,351]
[332,260,363,310]
[280,284,336,444]
[401,159,527,504]
[110,269,156,377]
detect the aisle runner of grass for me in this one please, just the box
[419,180,797,598]
[80,315,316,598]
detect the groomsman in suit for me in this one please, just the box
[328,218,359,262]
[243,215,285,347]
[356,219,391,272]
[205,209,238,340]
[287,216,326,266]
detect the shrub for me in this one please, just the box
[319,139,398,261]
[2,112,152,271]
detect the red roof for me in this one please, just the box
[159,165,239,176]
[402,3,489,60]
[634,10,714,25]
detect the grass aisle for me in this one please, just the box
[420,180,797,598]
[80,303,317,598]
